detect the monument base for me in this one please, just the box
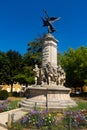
[19,86,77,111]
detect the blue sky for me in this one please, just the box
[0,0,87,55]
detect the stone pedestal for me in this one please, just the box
[42,33,58,68]
[20,86,76,111]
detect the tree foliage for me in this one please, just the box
[0,51,10,84]
[6,50,22,92]
[0,36,43,89]
[27,37,42,66]
[18,37,43,86]
[60,46,87,88]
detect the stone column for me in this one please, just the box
[42,33,58,68]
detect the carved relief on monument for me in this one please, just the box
[33,62,66,87]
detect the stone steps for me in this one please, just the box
[20,102,46,108]
[19,98,46,110]
[19,98,76,111]
[22,99,46,104]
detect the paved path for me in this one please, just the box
[0,126,7,130]
[0,108,27,130]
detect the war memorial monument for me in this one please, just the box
[20,11,76,110]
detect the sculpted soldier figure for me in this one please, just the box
[33,62,66,86]
[45,62,53,85]
[33,64,40,85]
[57,65,66,86]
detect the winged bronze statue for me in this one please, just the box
[41,10,61,33]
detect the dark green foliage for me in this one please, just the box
[18,37,43,86]
[12,92,20,97]
[6,50,22,92]
[27,37,42,66]
[0,90,8,100]
[60,46,87,88]
[0,50,23,92]
[0,51,10,84]
[11,91,24,97]
[6,50,22,76]
[0,37,42,88]
[14,67,35,86]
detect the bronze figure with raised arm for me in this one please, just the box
[41,10,61,33]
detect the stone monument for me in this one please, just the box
[19,11,76,110]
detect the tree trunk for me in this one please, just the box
[11,83,13,93]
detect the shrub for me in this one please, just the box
[0,90,8,100]
[12,92,20,97]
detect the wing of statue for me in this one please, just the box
[49,17,61,23]
[43,9,49,20]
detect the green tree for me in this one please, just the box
[60,46,87,91]
[17,37,43,86]
[6,50,22,92]
[27,37,42,66]
[13,36,43,87]
[14,66,34,87]
[0,51,10,84]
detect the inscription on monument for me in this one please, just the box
[42,45,49,66]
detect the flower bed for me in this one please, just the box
[9,109,87,130]
[64,109,87,129]
[9,100,87,130]
[0,100,9,112]
[21,109,57,129]
[10,109,63,130]
[0,99,20,113]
